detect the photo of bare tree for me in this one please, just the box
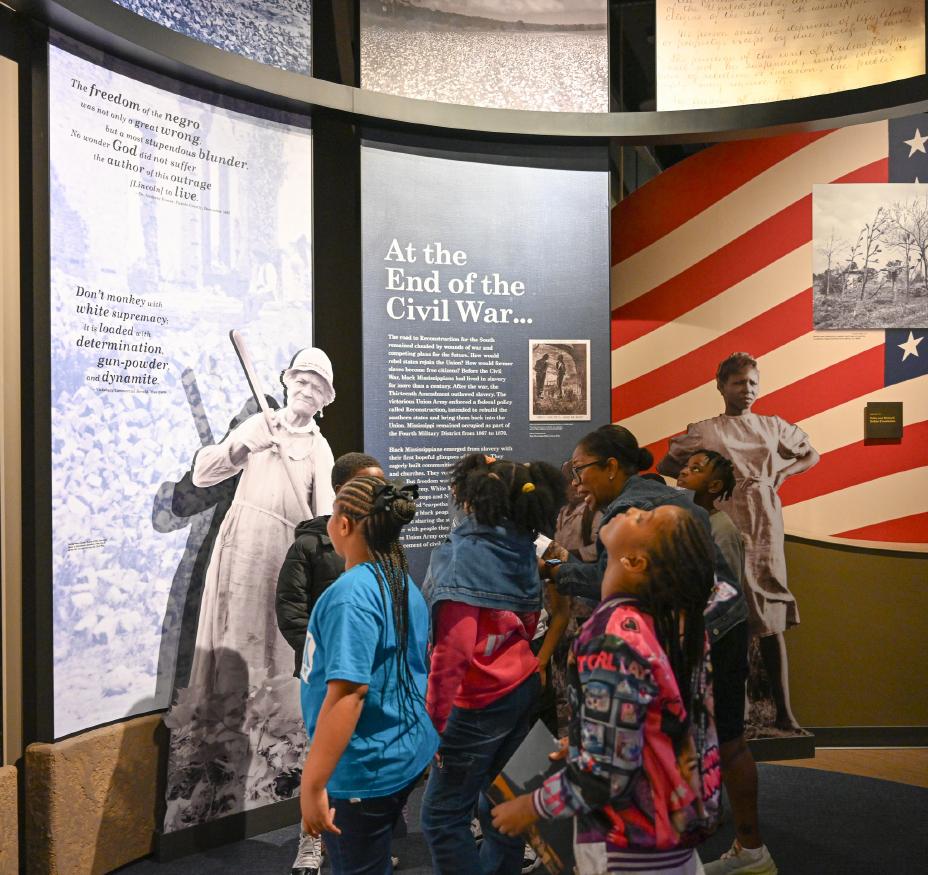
[813,184,928,329]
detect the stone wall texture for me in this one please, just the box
[0,765,18,875]
[25,714,167,875]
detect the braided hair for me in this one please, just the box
[690,448,736,502]
[638,508,715,720]
[449,454,565,536]
[334,475,420,714]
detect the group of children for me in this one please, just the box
[272,418,778,875]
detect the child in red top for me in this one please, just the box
[421,454,565,875]
[427,600,540,732]
[492,505,721,875]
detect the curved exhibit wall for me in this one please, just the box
[361,137,611,579]
[610,118,928,552]
[111,0,312,75]
[48,37,314,739]
[13,0,928,141]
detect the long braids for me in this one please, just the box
[335,476,420,715]
[639,511,715,719]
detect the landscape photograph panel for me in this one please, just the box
[813,184,928,330]
[361,0,609,113]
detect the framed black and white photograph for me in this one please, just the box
[813,183,928,330]
[529,340,590,421]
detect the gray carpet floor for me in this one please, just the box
[118,764,928,874]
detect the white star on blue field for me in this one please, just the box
[891,116,928,182]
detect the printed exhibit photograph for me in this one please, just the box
[813,183,928,330]
[113,0,313,73]
[163,342,336,832]
[360,0,608,112]
[529,340,590,422]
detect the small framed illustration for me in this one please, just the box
[529,340,591,422]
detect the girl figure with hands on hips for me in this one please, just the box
[657,352,819,731]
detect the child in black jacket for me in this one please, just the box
[276,452,383,675]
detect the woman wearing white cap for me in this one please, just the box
[164,348,337,831]
[187,346,337,693]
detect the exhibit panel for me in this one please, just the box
[47,38,314,740]
[656,0,926,111]
[111,0,313,75]
[361,139,611,579]
[611,115,928,746]
[611,118,928,552]
[360,0,609,112]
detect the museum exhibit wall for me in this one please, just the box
[784,539,927,731]
[610,124,928,732]
[3,0,928,871]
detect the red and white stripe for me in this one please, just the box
[610,122,927,551]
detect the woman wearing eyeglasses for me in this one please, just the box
[543,424,714,602]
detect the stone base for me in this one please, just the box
[0,765,18,875]
[25,714,167,875]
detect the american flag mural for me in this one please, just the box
[611,118,928,550]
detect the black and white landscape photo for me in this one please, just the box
[813,184,928,330]
[114,0,312,74]
[361,0,608,112]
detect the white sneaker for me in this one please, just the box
[292,828,324,874]
[522,843,542,873]
[704,841,777,875]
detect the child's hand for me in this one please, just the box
[491,794,539,836]
[550,736,569,760]
[301,786,341,837]
[542,541,570,563]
